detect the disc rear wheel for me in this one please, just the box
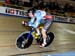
[36,32,54,47]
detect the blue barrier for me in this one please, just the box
[43,51,75,56]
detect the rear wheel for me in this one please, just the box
[36,32,54,47]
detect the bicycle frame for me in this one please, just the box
[27,28,34,39]
[27,27,41,40]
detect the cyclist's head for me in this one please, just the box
[27,9,35,18]
[28,8,36,14]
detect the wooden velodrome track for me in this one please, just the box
[0,15,75,56]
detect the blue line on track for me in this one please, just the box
[43,51,75,56]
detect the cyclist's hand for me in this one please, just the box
[21,21,28,26]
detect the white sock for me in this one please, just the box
[43,38,46,44]
[36,29,40,35]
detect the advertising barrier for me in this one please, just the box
[54,16,75,24]
[0,6,28,17]
[0,6,75,24]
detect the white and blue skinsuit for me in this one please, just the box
[28,10,46,28]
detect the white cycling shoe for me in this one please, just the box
[40,42,47,47]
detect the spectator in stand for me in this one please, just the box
[10,0,15,4]
[15,0,19,5]
[69,4,73,12]
[64,3,70,12]
[64,3,73,17]
[5,0,10,4]
[54,0,59,11]
[35,0,44,5]
[22,0,34,7]
[18,0,24,6]
[30,0,33,7]
[49,0,59,10]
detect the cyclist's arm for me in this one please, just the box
[28,17,35,26]
[29,17,42,28]
[31,21,40,28]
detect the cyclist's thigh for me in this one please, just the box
[43,19,52,30]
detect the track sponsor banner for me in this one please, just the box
[0,6,28,17]
[54,16,68,22]
[54,16,75,24]
[0,6,75,23]
[0,6,5,13]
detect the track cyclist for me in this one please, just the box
[22,6,53,47]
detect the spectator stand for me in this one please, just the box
[0,1,4,6]
[1,0,75,18]
[3,0,33,10]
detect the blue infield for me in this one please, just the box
[43,51,75,56]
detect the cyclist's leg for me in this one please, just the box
[40,28,47,47]
[40,19,52,47]
[36,28,40,35]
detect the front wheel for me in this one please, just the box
[16,32,33,49]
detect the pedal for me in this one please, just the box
[35,34,40,39]
[32,32,40,39]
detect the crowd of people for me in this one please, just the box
[5,0,75,17]
[5,0,33,7]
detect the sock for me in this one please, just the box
[36,29,40,35]
[43,38,46,44]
